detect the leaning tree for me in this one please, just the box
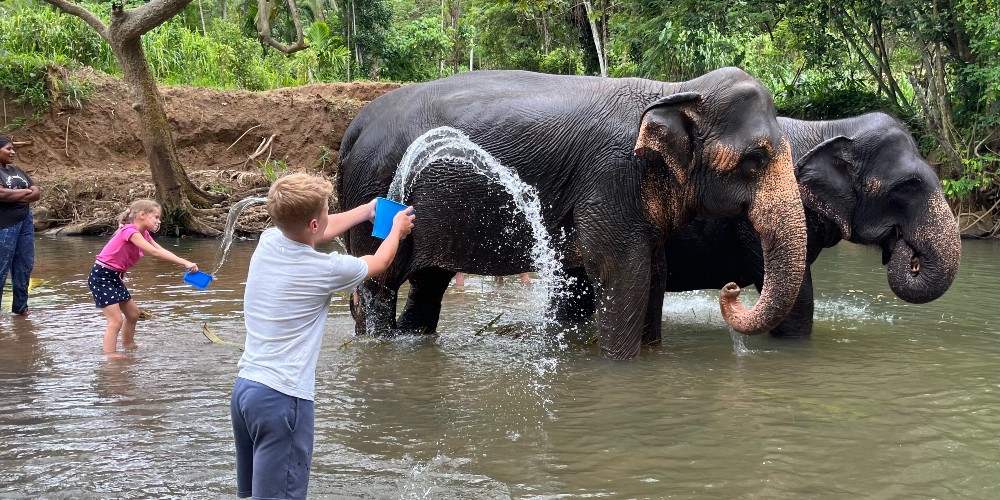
[41,0,308,235]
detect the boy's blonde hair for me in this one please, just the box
[266,173,333,230]
[122,199,161,224]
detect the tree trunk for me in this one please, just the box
[110,37,222,234]
[582,0,607,77]
[42,0,223,235]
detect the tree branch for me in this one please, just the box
[40,0,110,41]
[256,0,308,54]
[110,0,194,41]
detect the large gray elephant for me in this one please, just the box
[555,112,963,339]
[338,68,807,360]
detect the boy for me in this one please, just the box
[230,173,414,499]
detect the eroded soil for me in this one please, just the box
[5,68,401,234]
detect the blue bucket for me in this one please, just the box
[371,197,408,239]
[184,270,214,290]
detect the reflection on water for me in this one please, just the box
[1,236,997,498]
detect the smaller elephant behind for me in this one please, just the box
[557,112,962,338]
[663,112,962,337]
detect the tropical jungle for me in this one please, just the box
[0,0,997,237]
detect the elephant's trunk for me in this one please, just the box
[887,192,961,303]
[719,142,807,334]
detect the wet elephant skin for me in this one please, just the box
[338,68,807,360]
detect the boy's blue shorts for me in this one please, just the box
[230,377,315,499]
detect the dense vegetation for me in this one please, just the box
[1,0,997,229]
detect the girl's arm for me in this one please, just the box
[127,233,198,272]
[318,199,377,243]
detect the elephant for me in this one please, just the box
[555,112,963,339]
[337,67,807,360]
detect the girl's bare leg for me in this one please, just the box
[120,299,140,349]
[101,303,125,357]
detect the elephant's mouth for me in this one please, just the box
[880,226,921,275]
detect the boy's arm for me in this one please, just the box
[127,233,198,272]
[318,199,377,243]
[360,207,414,277]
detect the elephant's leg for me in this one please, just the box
[766,267,815,338]
[585,239,652,360]
[552,267,596,321]
[397,267,454,334]
[641,250,668,346]
[355,279,399,337]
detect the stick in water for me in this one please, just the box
[203,323,243,350]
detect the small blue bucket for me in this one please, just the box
[184,270,214,290]
[371,197,408,239]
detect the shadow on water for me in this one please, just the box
[0,235,997,498]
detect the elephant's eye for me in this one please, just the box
[738,149,768,177]
[890,177,923,200]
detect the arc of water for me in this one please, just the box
[213,196,268,276]
[387,126,564,303]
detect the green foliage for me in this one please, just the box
[0,53,93,115]
[314,145,333,170]
[539,46,584,75]
[776,74,913,122]
[381,16,452,81]
[203,182,233,195]
[0,54,52,112]
[0,0,994,211]
[258,159,288,182]
[304,22,350,82]
[0,0,115,71]
[0,0,352,93]
[942,154,999,199]
[161,206,190,237]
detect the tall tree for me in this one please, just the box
[41,0,224,234]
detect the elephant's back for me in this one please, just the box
[338,71,666,209]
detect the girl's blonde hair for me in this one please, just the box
[266,173,333,230]
[121,199,161,225]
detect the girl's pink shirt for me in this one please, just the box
[95,223,154,272]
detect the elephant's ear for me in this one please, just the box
[634,92,703,182]
[796,135,857,240]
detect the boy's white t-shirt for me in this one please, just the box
[237,228,368,400]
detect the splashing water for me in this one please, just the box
[729,327,751,356]
[212,196,267,276]
[387,126,565,304]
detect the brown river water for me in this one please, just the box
[1,236,997,499]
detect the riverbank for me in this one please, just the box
[5,68,401,236]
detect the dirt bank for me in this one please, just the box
[5,69,402,234]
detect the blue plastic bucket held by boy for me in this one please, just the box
[184,270,214,290]
[372,197,408,239]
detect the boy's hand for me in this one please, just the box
[392,207,415,239]
[185,262,199,273]
[366,198,378,221]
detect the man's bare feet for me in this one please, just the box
[105,351,127,360]
[123,341,138,351]
[14,309,29,317]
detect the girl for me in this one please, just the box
[88,199,198,358]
